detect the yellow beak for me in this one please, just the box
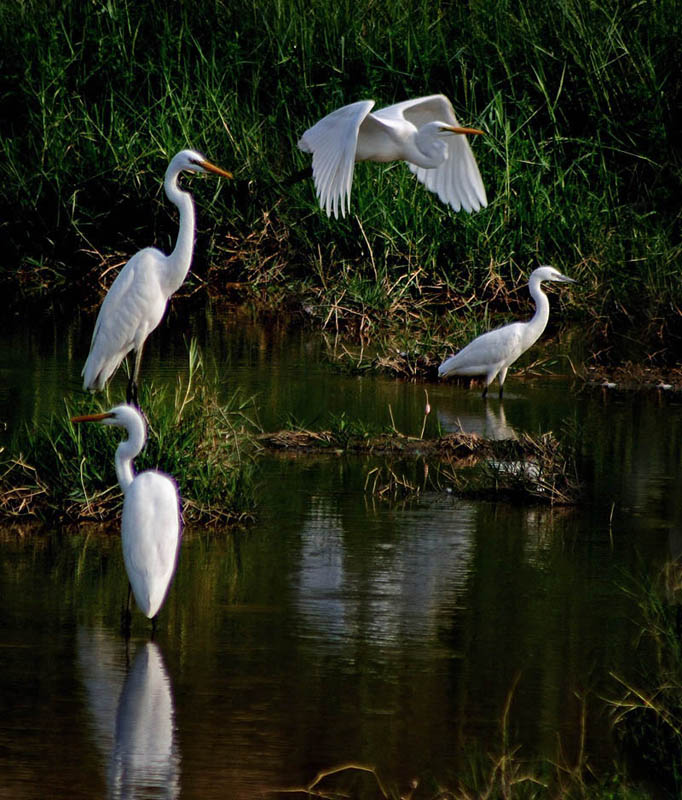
[70,412,115,424]
[443,125,485,136]
[199,160,233,179]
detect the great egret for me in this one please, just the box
[438,266,576,398]
[297,94,487,218]
[82,150,232,404]
[71,404,182,626]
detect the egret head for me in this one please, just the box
[71,404,145,431]
[531,265,577,284]
[169,149,233,179]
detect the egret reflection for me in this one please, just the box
[78,628,180,798]
[295,495,475,646]
[436,402,517,440]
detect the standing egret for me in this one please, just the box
[297,94,487,218]
[82,150,232,404]
[71,404,181,628]
[438,266,576,398]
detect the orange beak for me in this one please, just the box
[443,125,485,136]
[70,412,115,424]
[199,159,233,179]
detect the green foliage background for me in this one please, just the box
[1,0,680,342]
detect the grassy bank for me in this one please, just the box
[1,0,680,355]
[0,341,257,523]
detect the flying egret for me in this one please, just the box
[82,150,232,404]
[297,94,487,218]
[438,266,576,398]
[71,404,182,628]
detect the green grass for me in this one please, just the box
[0,340,258,523]
[1,0,680,352]
[608,561,682,796]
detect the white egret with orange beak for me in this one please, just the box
[82,150,232,403]
[71,404,181,629]
[297,94,487,218]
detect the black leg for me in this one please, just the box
[126,376,139,407]
[482,384,488,400]
[120,583,132,638]
[499,385,504,399]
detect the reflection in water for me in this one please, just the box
[78,628,180,799]
[4,318,682,798]
[296,494,475,647]
[436,402,517,440]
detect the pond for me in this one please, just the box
[1,303,681,798]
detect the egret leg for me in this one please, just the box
[498,368,508,399]
[120,583,132,638]
[481,384,488,400]
[126,346,144,406]
[151,613,158,641]
[126,378,138,407]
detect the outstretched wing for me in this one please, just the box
[82,248,168,391]
[378,94,487,213]
[297,100,375,218]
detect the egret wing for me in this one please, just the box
[439,322,524,377]
[375,94,487,213]
[409,134,487,213]
[122,471,181,618]
[82,249,168,391]
[298,100,375,218]
[373,94,456,127]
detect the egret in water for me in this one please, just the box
[82,150,232,404]
[71,404,182,629]
[438,266,576,398]
[297,94,487,218]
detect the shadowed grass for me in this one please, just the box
[608,560,682,796]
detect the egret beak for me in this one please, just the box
[555,275,577,284]
[442,125,486,136]
[71,412,115,424]
[198,160,233,179]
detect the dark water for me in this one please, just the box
[1,305,681,798]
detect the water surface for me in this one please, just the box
[1,307,680,798]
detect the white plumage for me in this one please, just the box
[298,94,487,218]
[82,150,232,402]
[438,266,576,398]
[71,404,182,621]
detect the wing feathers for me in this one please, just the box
[299,96,487,217]
[298,100,375,218]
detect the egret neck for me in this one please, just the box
[524,271,552,348]
[163,162,196,297]
[114,413,146,492]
